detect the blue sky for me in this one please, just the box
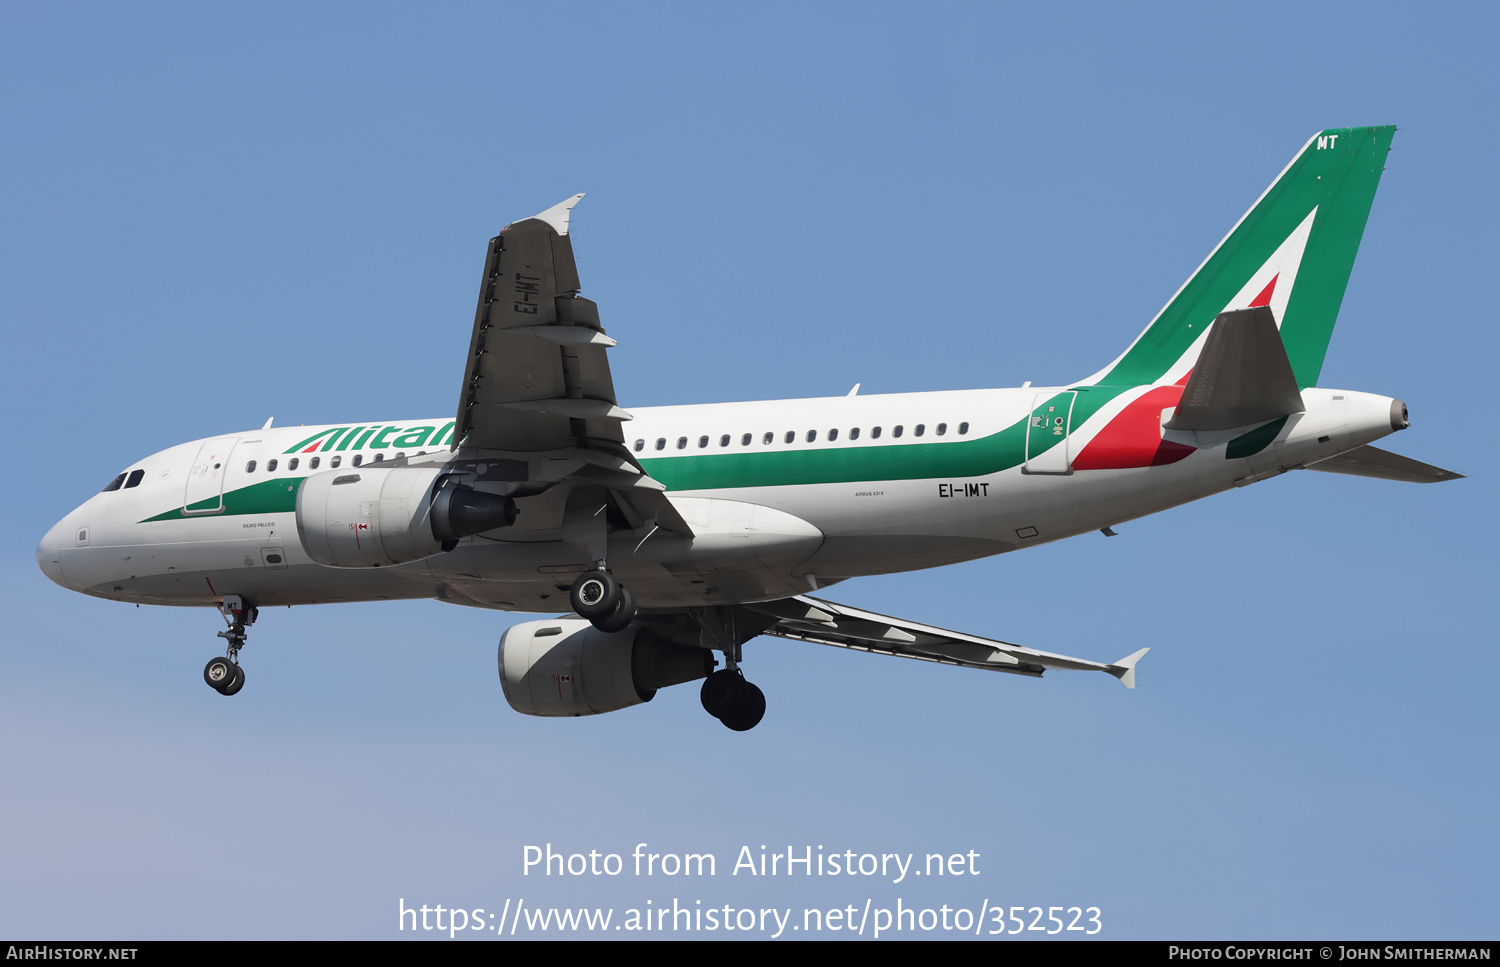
[2,3,1495,939]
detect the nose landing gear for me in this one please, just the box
[205,595,255,696]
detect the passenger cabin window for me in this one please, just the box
[125,469,144,488]
[267,458,279,472]
[352,454,363,467]
[244,461,257,474]
[914,424,925,437]
[806,430,817,443]
[784,431,795,444]
[288,457,300,470]
[698,435,708,448]
[871,426,882,439]
[656,438,666,450]
[634,439,644,452]
[719,435,730,447]
[959,422,969,435]
[374,454,384,462]
[763,432,773,445]
[330,456,341,468]
[741,433,751,446]
[676,437,687,450]
[828,428,838,441]
[102,472,127,492]
[310,456,321,469]
[850,427,860,440]
[936,423,947,436]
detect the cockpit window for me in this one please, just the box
[102,473,127,493]
[124,469,145,489]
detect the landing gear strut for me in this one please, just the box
[570,568,637,633]
[206,595,256,696]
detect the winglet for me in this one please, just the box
[528,193,586,236]
[1107,647,1150,689]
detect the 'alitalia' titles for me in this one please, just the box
[283,422,457,455]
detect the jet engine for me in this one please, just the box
[296,466,517,567]
[499,618,712,716]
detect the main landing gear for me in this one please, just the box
[568,574,768,731]
[693,607,766,732]
[700,666,766,732]
[205,594,256,696]
[569,568,637,633]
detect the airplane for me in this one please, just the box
[36,125,1460,731]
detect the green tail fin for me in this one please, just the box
[1090,126,1395,390]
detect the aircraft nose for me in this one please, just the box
[37,519,71,589]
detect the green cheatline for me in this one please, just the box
[141,478,303,522]
[1225,417,1288,460]
[639,388,1125,491]
[141,382,1298,511]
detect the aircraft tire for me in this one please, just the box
[700,669,741,719]
[221,664,246,696]
[719,680,766,732]
[590,586,636,633]
[570,570,620,619]
[204,656,235,693]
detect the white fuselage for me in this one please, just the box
[36,385,1402,614]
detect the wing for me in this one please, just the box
[745,595,1149,688]
[453,196,690,535]
[456,195,624,451]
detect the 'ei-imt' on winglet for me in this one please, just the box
[527,193,586,236]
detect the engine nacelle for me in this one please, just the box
[297,466,517,567]
[499,619,712,717]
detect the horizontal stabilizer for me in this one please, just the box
[1165,307,1305,431]
[1306,445,1464,483]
